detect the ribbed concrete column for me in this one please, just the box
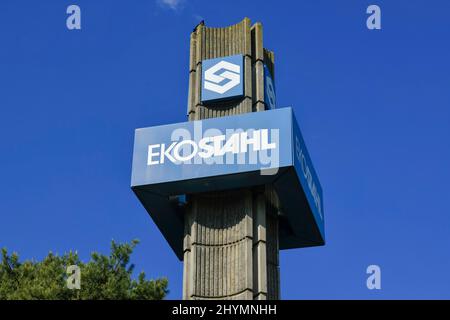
[183,18,280,300]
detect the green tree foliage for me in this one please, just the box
[0,239,168,300]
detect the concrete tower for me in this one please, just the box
[182,18,280,300]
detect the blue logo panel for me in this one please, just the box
[201,54,244,103]
[264,64,276,109]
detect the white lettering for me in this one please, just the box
[147,144,160,165]
[147,129,277,166]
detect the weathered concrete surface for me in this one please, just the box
[183,18,280,300]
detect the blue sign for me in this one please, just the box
[264,64,276,109]
[131,108,324,259]
[201,54,244,103]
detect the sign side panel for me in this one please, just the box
[291,111,325,241]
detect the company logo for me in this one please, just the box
[148,129,276,165]
[204,61,241,94]
[145,123,279,176]
[201,55,244,103]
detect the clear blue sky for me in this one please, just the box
[1,0,450,299]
